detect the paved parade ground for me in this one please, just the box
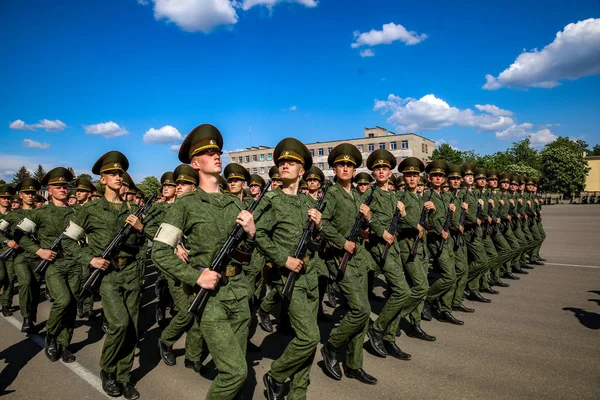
[2,204,600,400]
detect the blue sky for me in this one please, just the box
[1,0,599,182]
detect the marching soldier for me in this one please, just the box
[0,184,17,317]
[354,172,373,197]
[319,143,377,385]
[269,166,283,190]
[152,124,255,400]
[67,189,78,206]
[224,163,251,204]
[249,174,265,201]
[497,173,521,281]
[474,168,499,296]
[75,176,96,205]
[62,151,145,399]
[486,170,511,288]
[17,167,79,362]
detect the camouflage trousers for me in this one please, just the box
[398,238,428,326]
[45,259,81,347]
[13,253,40,319]
[465,227,490,293]
[426,233,457,313]
[451,235,469,307]
[0,258,16,309]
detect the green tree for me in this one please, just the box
[0,179,6,185]
[431,143,463,165]
[507,138,541,170]
[137,176,161,198]
[77,173,92,182]
[12,166,31,185]
[460,150,481,164]
[540,137,590,194]
[574,139,589,153]
[33,164,46,182]
[590,144,600,156]
[505,163,540,180]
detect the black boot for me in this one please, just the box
[438,311,464,325]
[257,308,273,333]
[158,338,176,366]
[513,266,529,274]
[493,279,510,288]
[452,303,475,313]
[320,343,342,380]
[367,326,388,357]
[503,271,520,280]
[481,287,500,295]
[421,302,433,321]
[1,306,12,317]
[44,289,54,303]
[406,324,436,341]
[344,366,378,384]
[155,305,165,326]
[76,303,84,318]
[467,292,491,303]
[184,358,209,376]
[61,347,76,363]
[522,264,535,269]
[21,317,34,333]
[325,283,339,308]
[263,371,285,400]
[383,340,411,360]
[102,318,109,334]
[100,370,121,397]
[119,383,140,400]
[45,334,60,362]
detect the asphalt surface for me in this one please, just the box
[1,204,600,399]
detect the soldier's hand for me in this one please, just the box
[499,199,505,206]
[176,245,189,263]
[125,214,143,232]
[285,256,304,273]
[382,230,394,245]
[417,224,424,238]
[527,200,532,206]
[462,202,469,211]
[197,269,221,290]
[396,201,406,217]
[344,240,356,254]
[441,230,449,240]
[509,199,515,206]
[424,201,435,211]
[359,204,371,222]
[496,218,501,224]
[308,209,322,230]
[477,218,482,226]
[488,216,492,224]
[489,199,495,208]
[459,225,464,234]
[478,199,484,207]
[508,215,512,222]
[518,198,523,205]
[7,240,19,249]
[236,210,256,239]
[36,248,57,261]
[90,257,110,271]
[448,204,456,213]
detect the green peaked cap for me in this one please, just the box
[425,159,448,176]
[398,157,424,173]
[486,169,498,179]
[249,174,265,187]
[461,163,476,176]
[498,172,511,183]
[367,149,396,171]
[354,172,373,184]
[173,164,199,186]
[41,167,73,186]
[447,164,463,178]
[269,166,281,180]
[75,177,96,192]
[224,163,250,182]
[274,137,312,170]
[0,184,16,197]
[328,143,362,168]
[303,166,325,182]
[16,178,41,192]
[179,124,223,163]
[161,172,176,186]
[474,167,487,179]
[92,151,129,175]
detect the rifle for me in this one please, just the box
[34,233,63,275]
[79,192,157,300]
[381,189,408,264]
[0,223,25,261]
[454,189,469,250]
[338,183,376,273]
[437,191,456,255]
[282,181,331,299]
[409,189,434,258]
[188,180,271,319]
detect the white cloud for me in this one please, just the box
[170,144,181,152]
[495,123,557,146]
[373,94,515,132]
[83,121,129,138]
[483,18,600,90]
[360,49,374,57]
[434,138,459,150]
[9,119,67,132]
[23,139,50,149]
[143,125,183,144]
[152,0,239,33]
[352,22,427,52]
[222,148,245,165]
[289,105,297,111]
[474,104,514,117]
[241,0,318,11]
[0,154,54,181]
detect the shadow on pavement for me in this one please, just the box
[562,307,600,330]
[0,336,43,395]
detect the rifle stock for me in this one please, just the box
[34,233,64,275]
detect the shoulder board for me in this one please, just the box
[265,191,277,199]
[178,191,194,199]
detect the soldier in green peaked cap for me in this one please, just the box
[304,166,325,202]
[327,143,362,168]
[224,163,251,203]
[61,150,146,398]
[249,174,265,200]
[354,172,373,196]
[174,164,199,193]
[75,177,95,205]
[178,124,223,164]
[22,166,81,362]
[16,177,41,194]
[299,179,308,194]
[160,172,177,204]
[274,138,312,171]
[0,184,17,317]
[269,166,282,190]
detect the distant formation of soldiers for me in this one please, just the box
[574,191,600,204]
[0,124,548,400]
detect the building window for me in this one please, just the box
[368,143,374,152]
[252,155,257,162]
[267,153,272,161]
[379,142,385,150]
[318,148,324,156]
[425,144,429,153]
[358,144,364,152]
[239,157,243,163]
[390,142,397,150]
[422,143,426,153]
[259,154,264,161]
[252,168,257,174]
[368,133,374,138]
[401,140,409,150]
[260,167,264,174]
[327,147,333,154]
[245,156,250,163]
[319,162,324,169]
[310,149,314,157]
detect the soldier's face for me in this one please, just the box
[0,197,11,208]
[428,174,445,188]
[12,202,21,209]
[333,162,355,183]
[20,192,35,206]
[49,185,68,201]
[91,194,101,201]
[68,197,78,205]
[510,183,518,192]
[488,178,498,188]
[76,190,91,202]
[227,178,245,195]
[403,172,419,189]
[176,183,196,195]
[476,177,487,188]
[356,182,369,194]
[373,166,391,184]
[249,185,261,196]
[162,185,176,199]
[306,179,321,192]
[191,151,222,174]
[271,180,282,189]
[463,175,474,186]
[501,181,510,190]
[448,176,462,189]
[278,160,304,183]
[416,184,424,194]
[100,172,123,191]
[126,193,136,202]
